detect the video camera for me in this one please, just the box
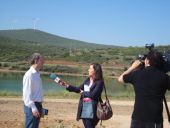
[138,43,170,73]
[137,43,154,60]
[41,108,48,117]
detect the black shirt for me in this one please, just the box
[123,66,170,123]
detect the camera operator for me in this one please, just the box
[118,50,170,128]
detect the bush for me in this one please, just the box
[10,64,19,70]
[43,65,81,74]
[19,66,29,71]
[2,63,10,67]
[43,65,56,72]
[56,65,81,73]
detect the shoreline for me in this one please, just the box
[0,68,118,78]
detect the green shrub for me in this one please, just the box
[55,65,81,73]
[10,64,19,70]
[43,65,56,72]
[2,63,10,67]
[19,66,29,71]
[43,65,81,74]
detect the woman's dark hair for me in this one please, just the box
[91,63,104,82]
[146,50,165,70]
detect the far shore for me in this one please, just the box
[0,68,118,78]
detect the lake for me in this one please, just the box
[0,72,134,97]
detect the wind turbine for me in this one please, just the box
[11,19,18,30]
[33,18,40,31]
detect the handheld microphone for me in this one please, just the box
[50,73,61,83]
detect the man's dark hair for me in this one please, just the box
[146,50,165,70]
[91,63,104,82]
[29,53,42,65]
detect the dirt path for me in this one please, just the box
[0,98,169,128]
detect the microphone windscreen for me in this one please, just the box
[50,73,57,80]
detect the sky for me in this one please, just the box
[0,0,170,46]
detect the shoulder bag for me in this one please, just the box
[97,84,113,121]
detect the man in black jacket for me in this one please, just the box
[118,50,170,128]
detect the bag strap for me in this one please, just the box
[163,96,170,123]
[103,83,109,101]
[98,83,108,102]
[100,120,102,125]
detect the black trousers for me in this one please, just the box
[130,120,163,128]
[82,119,95,128]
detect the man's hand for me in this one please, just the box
[32,109,40,118]
[118,60,142,83]
[130,60,142,70]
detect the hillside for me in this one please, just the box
[0,29,117,49]
[0,29,170,77]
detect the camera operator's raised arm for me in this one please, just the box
[118,60,142,83]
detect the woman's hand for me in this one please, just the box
[58,80,69,88]
[80,89,84,94]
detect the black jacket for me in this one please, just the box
[123,66,170,123]
[66,78,104,121]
